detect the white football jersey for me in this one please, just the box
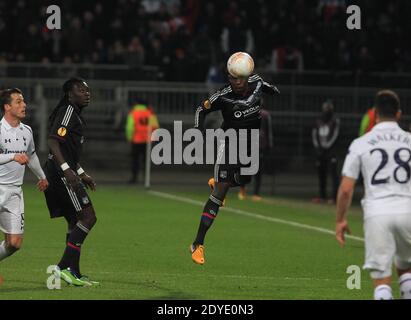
[0,118,35,186]
[342,121,411,219]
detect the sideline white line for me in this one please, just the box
[149,190,364,242]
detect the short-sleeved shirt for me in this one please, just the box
[47,104,85,170]
[342,121,411,219]
[0,118,36,186]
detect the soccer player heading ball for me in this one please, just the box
[190,52,280,265]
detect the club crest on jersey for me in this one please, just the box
[203,99,211,109]
[82,197,89,205]
[57,127,67,137]
[220,170,228,179]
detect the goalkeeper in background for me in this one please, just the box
[190,52,280,265]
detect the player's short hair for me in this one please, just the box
[62,77,87,96]
[375,90,400,118]
[0,88,23,112]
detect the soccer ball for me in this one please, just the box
[227,52,254,77]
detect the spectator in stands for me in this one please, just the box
[269,45,304,72]
[124,36,145,67]
[221,15,254,57]
[312,100,340,203]
[0,0,410,79]
[125,101,159,184]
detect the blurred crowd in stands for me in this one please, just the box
[0,0,410,81]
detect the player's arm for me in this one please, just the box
[0,153,28,165]
[48,138,79,189]
[335,176,355,246]
[194,91,224,131]
[335,141,361,246]
[249,74,280,96]
[76,163,96,191]
[26,135,48,191]
[48,107,80,189]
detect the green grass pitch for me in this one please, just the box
[0,184,395,300]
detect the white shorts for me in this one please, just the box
[0,185,24,235]
[363,213,411,279]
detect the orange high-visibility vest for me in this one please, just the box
[127,104,159,144]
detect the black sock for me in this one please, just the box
[193,196,223,245]
[58,223,89,276]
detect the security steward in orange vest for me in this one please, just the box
[125,103,159,183]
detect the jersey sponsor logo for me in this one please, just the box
[57,127,67,137]
[234,111,242,118]
[0,149,26,154]
[234,105,260,119]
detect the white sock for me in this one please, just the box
[374,284,393,300]
[399,273,411,299]
[0,241,12,261]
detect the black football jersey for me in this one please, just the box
[195,74,279,131]
[47,103,85,170]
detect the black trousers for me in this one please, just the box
[130,143,147,182]
[316,153,339,201]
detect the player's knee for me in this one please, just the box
[7,239,22,252]
[81,213,97,230]
[213,182,229,199]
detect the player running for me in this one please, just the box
[43,78,99,286]
[0,88,48,274]
[336,90,411,299]
[190,52,280,265]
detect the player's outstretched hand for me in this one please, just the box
[14,153,29,165]
[64,168,81,189]
[37,179,49,191]
[80,173,97,191]
[336,220,351,247]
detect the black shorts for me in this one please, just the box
[43,161,92,219]
[213,141,253,187]
[214,163,252,187]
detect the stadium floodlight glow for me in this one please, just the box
[227,52,255,78]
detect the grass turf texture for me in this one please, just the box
[0,184,396,299]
